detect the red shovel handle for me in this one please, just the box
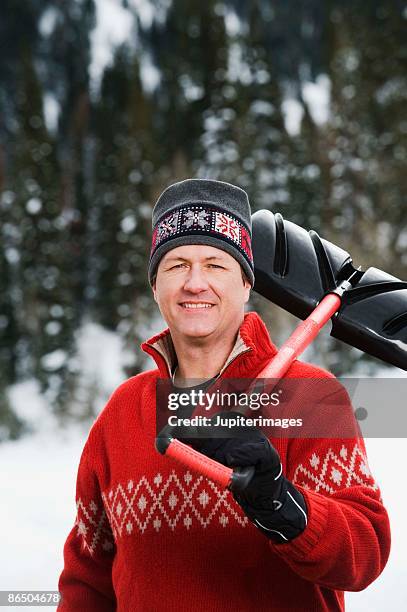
[155,436,255,492]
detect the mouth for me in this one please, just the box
[178,302,215,310]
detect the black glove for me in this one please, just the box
[180,411,308,543]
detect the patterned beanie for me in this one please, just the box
[148,178,254,286]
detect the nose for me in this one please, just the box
[183,264,209,293]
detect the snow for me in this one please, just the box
[89,0,135,92]
[0,427,87,610]
[1,320,406,608]
[43,94,60,134]
[282,98,304,136]
[1,190,16,208]
[224,8,242,37]
[8,380,59,434]
[227,42,253,85]
[41,349,67,372]
[346,438,407,609]
[302,74,331,126]
[4,247,20,264]
[89,0,166,95]
[73,320,133,394]
[375,76,406,105]
[139,51,161,93]
[38,7,59,37]
[281,73,331,135]
[120,214,137,233]
[26,197,43,215]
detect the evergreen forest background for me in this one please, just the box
[0,0,406,441]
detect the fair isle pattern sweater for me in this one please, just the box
[58,312,391,612]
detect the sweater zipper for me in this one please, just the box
[146,344,253,380]
[218,347,252,378]
[144,345,172,378]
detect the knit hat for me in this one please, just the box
[149,178,254,285]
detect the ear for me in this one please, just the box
[243,280,251,304]
[152,279,158,303]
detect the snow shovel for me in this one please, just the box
[156,210,407,491]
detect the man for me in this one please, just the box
[58,179,390,611]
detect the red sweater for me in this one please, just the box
[58,312,391,611]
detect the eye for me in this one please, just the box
[207,264,225,269]
[170,263,187,270]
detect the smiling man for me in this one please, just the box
[152,244,250,383]
[58,179,390,611]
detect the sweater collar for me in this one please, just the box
[141,311,278,379]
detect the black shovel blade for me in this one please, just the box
[252,210,407,370]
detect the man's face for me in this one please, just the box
[153,245,251,343]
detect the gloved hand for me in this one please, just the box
[182,411,283,504]
[179,411,308,543]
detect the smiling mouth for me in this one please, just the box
[179,303,215,309]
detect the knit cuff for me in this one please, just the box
[268,485,329,559]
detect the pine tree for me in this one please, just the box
[90,45,157,375]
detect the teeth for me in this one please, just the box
[181,303,213,309]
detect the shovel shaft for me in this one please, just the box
[158,437,255,492]
[259,293,341,379]
[165,438,233,488]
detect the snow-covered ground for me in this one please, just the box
[0,426,87,600]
